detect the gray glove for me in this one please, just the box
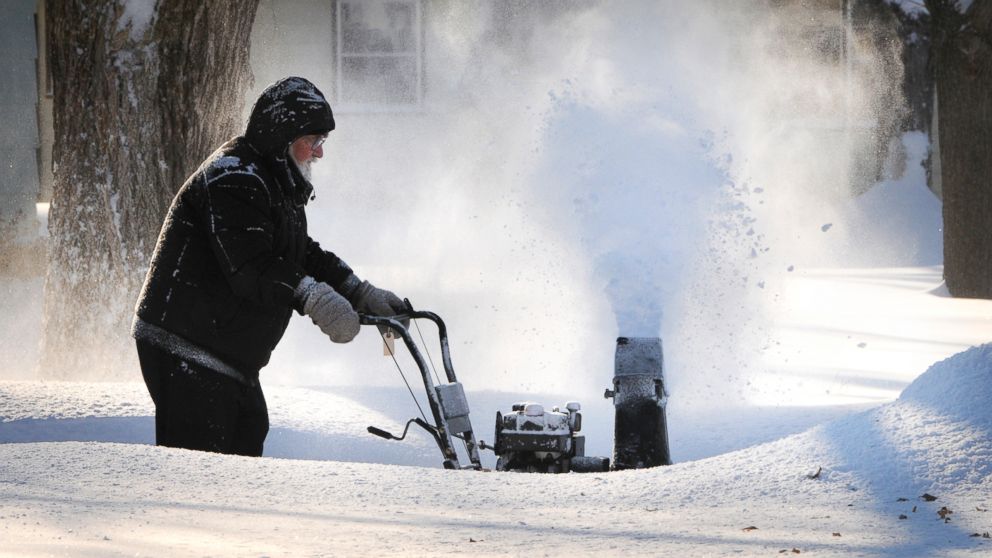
[350,279,409,331]
[352,280,406,317]
[296,277,360,343]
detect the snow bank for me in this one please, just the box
[1,345,991,556]
[841,131,942,266]
[0,382,438,466]
[899,343,992,424]
[809,343,992,499]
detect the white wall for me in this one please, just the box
[0,0,41,236]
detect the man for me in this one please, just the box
[132,77,405,456]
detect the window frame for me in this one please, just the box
[334,0,425,113]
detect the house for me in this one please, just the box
[1,0,920,277]
[0,0,48,274]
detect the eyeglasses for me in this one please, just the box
[311,135,327,150]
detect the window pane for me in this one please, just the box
[341,55,418,105]
[341,0,415,54]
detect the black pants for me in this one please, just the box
[136,340,269,456]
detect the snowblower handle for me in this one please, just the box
[357,310,458,384]
[367,426,394,440]
[367,418,438,442]
[358,306,483,470]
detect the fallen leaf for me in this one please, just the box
[832,532,842,537]
[971,533,982,538]
[899,514,908,520]
[977,507,988,512]
[896,497,908,502]
[742,526,759,532]
[921,493,938,502]
[792,549,801,554]
[912,506,917,513]
[937,507,953,520]
[808,466,822,480]
[984,532,991,539]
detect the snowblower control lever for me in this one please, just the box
[359,307,484,470]
[367,418,438,444]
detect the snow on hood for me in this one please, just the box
[245,77,335,156]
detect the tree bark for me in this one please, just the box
[42,0,259,379]
[927,0,992,298]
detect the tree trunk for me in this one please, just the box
[928,0,992,298]
[41,0,259,379]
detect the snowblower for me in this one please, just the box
[359,303,666,473]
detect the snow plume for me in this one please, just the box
[260,1,916,407]
[0,204,47,380]
[534,99,726,337]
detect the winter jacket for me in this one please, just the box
[133,77,354,380]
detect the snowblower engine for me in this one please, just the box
[493,401,609,473]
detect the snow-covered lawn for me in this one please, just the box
[6,1,990,554]
[2,266,991,556]
[1,350,990,556]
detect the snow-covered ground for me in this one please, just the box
[4,3,991,555]
[2,265,991,556]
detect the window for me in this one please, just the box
[336,0,423,111]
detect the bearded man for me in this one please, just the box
[132,77,404,456]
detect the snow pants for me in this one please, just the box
[136,340,269,456]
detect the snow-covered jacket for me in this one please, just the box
[133,77,354,380]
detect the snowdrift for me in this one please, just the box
[0,381,439,466]
[1,345,990,556]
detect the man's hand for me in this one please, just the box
[352,280,405,316]
[297,277,360,343]
[351,280,409,330]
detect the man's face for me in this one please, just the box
[289,133,326,178]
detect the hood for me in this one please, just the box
[245,77,335,156]
[244,77,334,205]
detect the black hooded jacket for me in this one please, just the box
[133,77,353,378]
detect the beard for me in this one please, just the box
[291,156,314,182]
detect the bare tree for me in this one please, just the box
[927,0,992,298]
[42,0,259,379]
